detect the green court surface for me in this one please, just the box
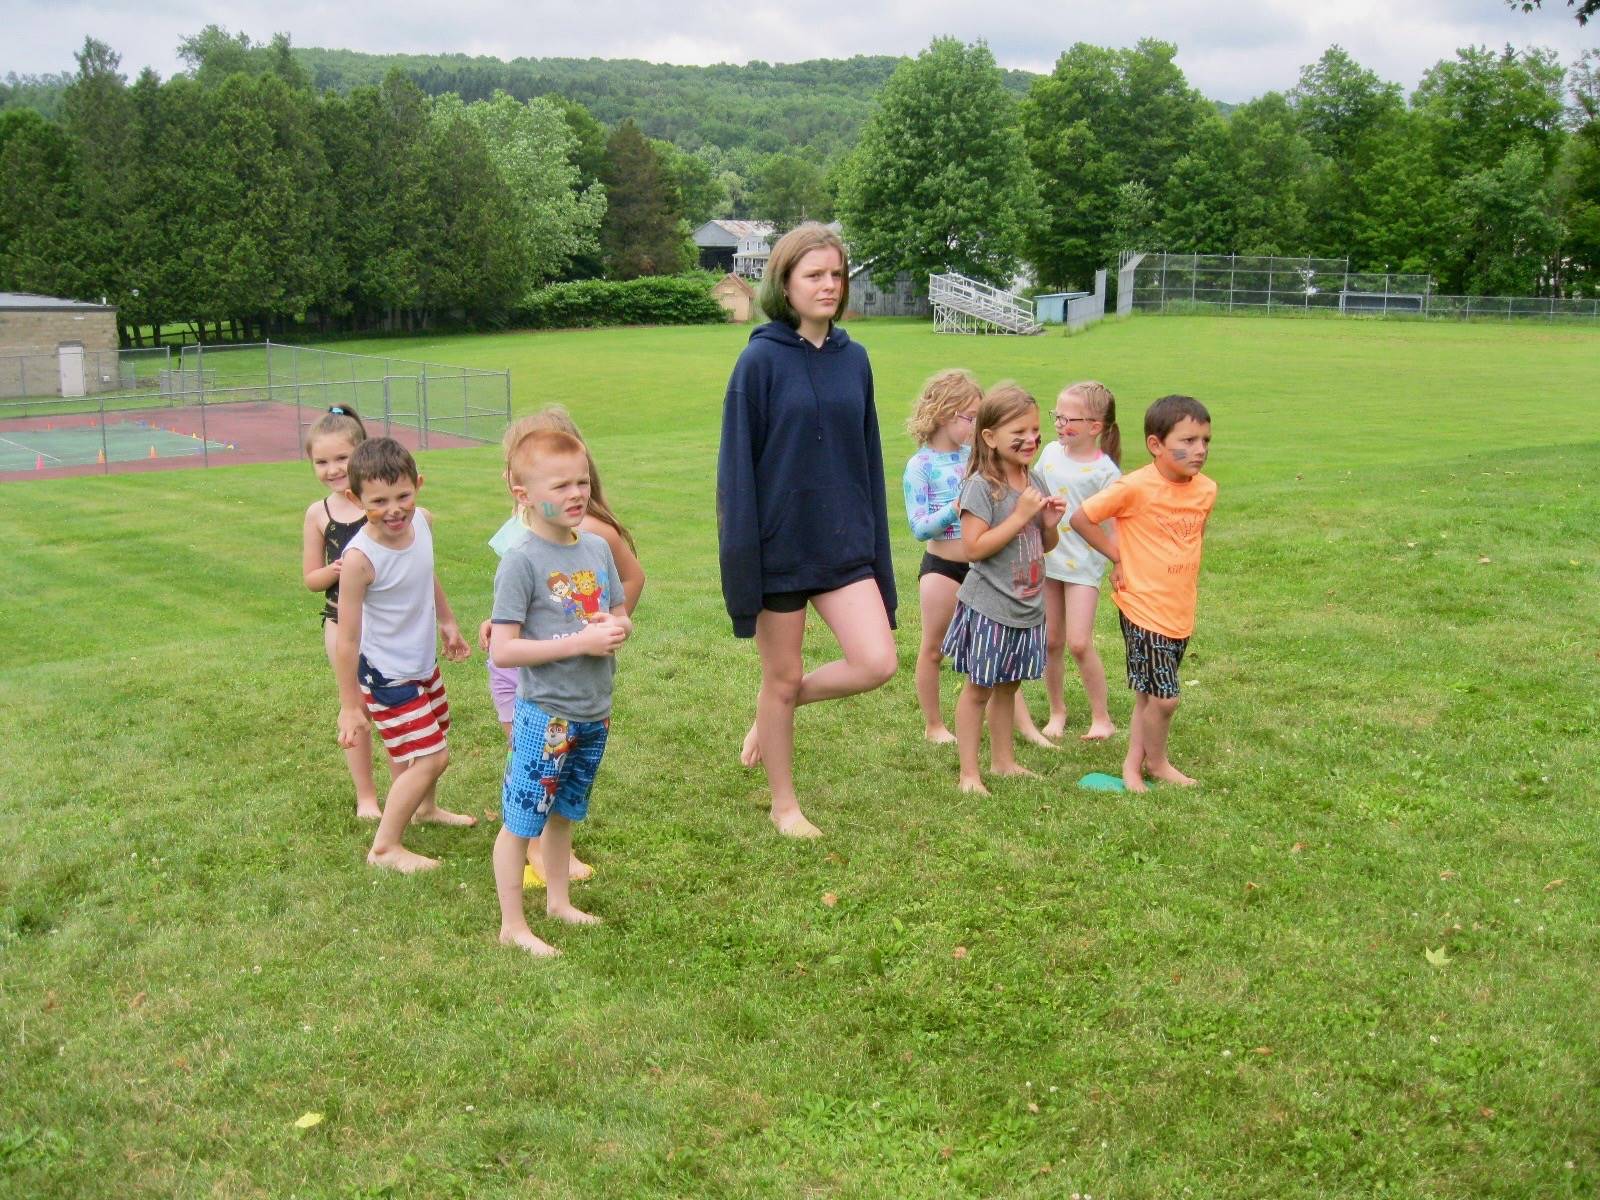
[0,423,228,471]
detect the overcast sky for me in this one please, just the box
[1,0,1592,102]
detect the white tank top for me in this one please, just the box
[349,514,437,681]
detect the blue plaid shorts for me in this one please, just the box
[501,698,610,838]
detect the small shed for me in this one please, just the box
[0,292,120,399]
[1032,292,1088,325]
[711,273,758,323]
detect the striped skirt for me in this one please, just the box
[940,602,1045,688]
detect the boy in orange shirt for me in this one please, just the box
[1070,395,1215,792]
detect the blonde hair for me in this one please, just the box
[1059,380,1121,466]
[303,404,367,455]
[759,222,849,327]
[905,368,982,444]
[969,381,1039,499]
[502,406,636,552]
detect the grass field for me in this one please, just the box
[2,315,1597,1199]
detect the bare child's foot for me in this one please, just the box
[1122,764,1149,793]
[1080,721,1116,742]
[355,798,382,821]
[958,775,990,795]
[1041,716,1068,740]
[990,763,1039,779]
[924,726,957,745]
[367,845,440,873]
[1016,722,1058,749]
[569,855,595,881]
[527,843,593,882]
[500,928,560,957]
[771,807,822,838]
[1147,761,1198,787]
[547,901,601,925]
[740,722,762,767]
[412,802,477,827]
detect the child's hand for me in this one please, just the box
[328,558,343,576]
[1016,486,1046,520]
[1040,496,1067,527]
[440,622,471,662]
[1109,562,1126,592]
[338,705,370,749]
[476,619,494,652]
[576,617,628,656]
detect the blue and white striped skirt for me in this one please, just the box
[940,602,1045,687]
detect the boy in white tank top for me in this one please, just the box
[334,437,474,873]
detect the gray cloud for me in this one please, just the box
[2,0,1592,103]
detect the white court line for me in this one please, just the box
[0,433,63,464]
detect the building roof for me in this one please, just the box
[0,292,117,312]
[693,219,775,248]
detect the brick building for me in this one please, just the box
[0,293,121,399]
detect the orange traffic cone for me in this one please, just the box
[97,448,106,464]
[149,445,158,459]
[35,454,45,470]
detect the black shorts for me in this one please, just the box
[917,551,968,585]
[762,567,874,614]
[1120,611,1188,699]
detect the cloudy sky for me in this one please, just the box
[1,0,1592,101]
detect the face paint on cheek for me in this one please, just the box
[540,502,561,519]
[1168,447,1189,462]
[1009,436,1033,454]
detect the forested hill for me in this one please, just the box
[290,48,1037,161]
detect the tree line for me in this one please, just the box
[2,28,1596,346]
[838,38,1600,299]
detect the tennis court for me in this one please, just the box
[0,418,231,473]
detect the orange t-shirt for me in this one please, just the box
[1076,462,1217,639]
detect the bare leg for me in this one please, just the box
[368,749,448,872]
[955,679,991,794]
[1010,689,1056,748]
[1123,693,1150,792]
[1139,694,1196,786]
[494,825,558,956]
[988,682,1037,777]
[750,579,897,836]
[1041,579,1069,738]
[1065,583,1115,740]
[543,815,600,924]
[915,571,961,743]
[325,621,381,819]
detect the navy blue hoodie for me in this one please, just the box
[717,321,898,638]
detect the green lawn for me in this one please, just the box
[2,315,1597,1199]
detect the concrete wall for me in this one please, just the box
[0,308,120,398]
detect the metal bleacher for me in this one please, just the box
[929,273,1043,335]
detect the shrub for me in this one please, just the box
[514,274,726,330]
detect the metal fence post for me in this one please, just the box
[420,369,430,450]
[99,396,109,475]
[200,390,210,467]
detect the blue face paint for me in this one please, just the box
[540,501,562,519]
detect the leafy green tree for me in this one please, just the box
[599,119,688,278]
[838,38,1036,288]
[1556,51,1600,293]
[751,154,830,232]
[1413,45,1565,177]
[61,37,136,321]
[655,138,722,226]
[1024,40,1204,288]
[0,110,86,299]
[1446,141,1562,293]
[1507,0,1599,25]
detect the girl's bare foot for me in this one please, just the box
[924,726,957,745]
[1122,766,1149,793]
[958,775,990,795]
[990,763,1039,779]
[1148,762,1198,786]
[1041,716,1068,739]
[528,843,593,882]
[1018,725,1058,749]
[569,854,595,882]
[1080,721,1116,742]
[547,902,601,925]
[500,928,560,957]
[367,846,440,873]
[740,722,762,767]
[771,807,822,838]
[412,803,477,827]
[355,799,382,821]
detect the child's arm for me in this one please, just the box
[334,551,374,747]
[302,504,340,592]
[962,486,1046,561]
[1069,509,1122,588]
[489,616,626,668]
[903,458,958,541]
[433,575,470,662]
[584,518,645,615]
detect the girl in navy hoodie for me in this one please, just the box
[717,222,898,838]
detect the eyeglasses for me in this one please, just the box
[1053,414,1093,426]
[953,412,976,424]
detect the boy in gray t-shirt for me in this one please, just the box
[489,426,633,958]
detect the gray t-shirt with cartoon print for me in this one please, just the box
[955,470,1049,629]
[491,527,620,722]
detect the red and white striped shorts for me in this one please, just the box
[358,656,450,762]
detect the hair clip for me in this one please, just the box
[329,405,347,415]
